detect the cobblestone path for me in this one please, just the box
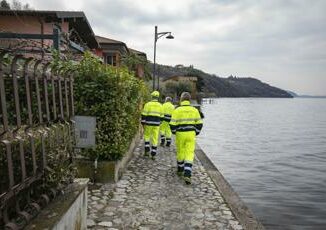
[87,140,243,229]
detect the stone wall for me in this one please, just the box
[26,178,89,230]
[113,129,141,182]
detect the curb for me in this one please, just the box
[196,145,265,230]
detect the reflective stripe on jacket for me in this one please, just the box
[162,102,175,122]
[141,100,163,126]
[169,100,203,135]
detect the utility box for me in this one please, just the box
[74,116,96,148]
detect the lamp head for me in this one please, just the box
[166,33,174,39]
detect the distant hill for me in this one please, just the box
[296,95,326,98]
[286,90,298,97]
[286,91,326,98]
[153,64,293,98]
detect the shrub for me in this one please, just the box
[74,52,148,161]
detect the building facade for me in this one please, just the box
[0,10,99,55]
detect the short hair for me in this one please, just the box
[180,92,191,101]
[165,97,172,103]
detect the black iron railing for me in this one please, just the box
[0,50,75,229]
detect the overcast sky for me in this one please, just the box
[24,0,326,95]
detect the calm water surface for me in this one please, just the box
[197,98,326,230]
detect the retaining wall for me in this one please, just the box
[26,178,89,230]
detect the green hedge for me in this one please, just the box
[74,52,148,161]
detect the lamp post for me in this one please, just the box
[153,25,174,90]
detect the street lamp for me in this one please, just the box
[153,25,174,90]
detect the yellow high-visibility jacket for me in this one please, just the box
[169,100,203,135]
[162,102,175,122]
[141,99,163,126]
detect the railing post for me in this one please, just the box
[58,68,64,120]
[23,58,34,126]
[11,55,24,130]
[0,51,9,134]
[69,74,75,117]
[53,28,60,51]
[33,60,43,125]
[64,71,70,119]
[42,63,51,123]
[51,69,57,121]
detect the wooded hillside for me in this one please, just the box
[153,64,292,98]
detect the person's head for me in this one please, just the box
[165,97,172,103]
[151,90,160,99]
[180,92,191,102]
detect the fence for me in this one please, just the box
[0,49,75,229]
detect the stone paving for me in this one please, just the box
[87,140,243,229]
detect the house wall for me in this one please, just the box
[0,15,69,33]
[164,76,198,98]
[0,15,50,34]
[116,52,121,67]
[136,64,144,79]
[94,48,103,58]
[174,76,197,82]
[102,51,121,67]
[97,43,130,67]
[0,15,69,49]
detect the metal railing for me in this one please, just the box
[0,49,75,229]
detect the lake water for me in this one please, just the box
[197,98,326,230]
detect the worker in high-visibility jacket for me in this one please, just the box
[160,97,175,147]
[141,91,163,159]
[170,92,203,184]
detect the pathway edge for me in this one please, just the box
[196,144,265,230]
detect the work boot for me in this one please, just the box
[151,146,157,160]
[144,151,150,157]
[151,154,156,160]
[144,142,150,157]
[184,176,192,185]
[160,135,165,146]
[177,166,184,177]
[160,140,165,147]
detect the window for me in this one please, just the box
[106,54,116,66]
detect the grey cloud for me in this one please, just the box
[25,0,326,95]
[27,0,64,10]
